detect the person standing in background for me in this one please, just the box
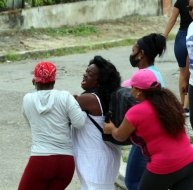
[182,0,193,130]
[122,33,166,190]
[164,0,192,117]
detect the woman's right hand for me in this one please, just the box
[103,120,116,134]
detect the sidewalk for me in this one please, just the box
[0,15,179,63]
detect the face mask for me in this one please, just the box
[129,52,140,67]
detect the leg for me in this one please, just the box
[179,68,189,116]
[47,155,75,190]
[138,162,193,190]
[170,162,193,190]
[18,156,56,190]
[124,145,148,190]
[137,169,169,190]
[183,94,189,116]
[18,155,75,190]
[171,175,193,190]
[189,84,193,129]
[179,67,187,105]
[174,30,189,109]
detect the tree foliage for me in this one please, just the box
[32,0,86,7]
[0,0,8,8]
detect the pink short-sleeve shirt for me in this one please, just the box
[125,100,193,174]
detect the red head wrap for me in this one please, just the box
[34,62,56,84]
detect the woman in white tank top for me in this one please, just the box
[72,56,122,190]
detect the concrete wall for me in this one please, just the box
[0,0,161,31]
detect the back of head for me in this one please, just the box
[138,33,166,61]
[34,61,56,89]
[89,56,121,99]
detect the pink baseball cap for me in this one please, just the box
[122,69,160,89]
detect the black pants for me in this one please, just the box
[138,162,193,190]
[189,84,193,129]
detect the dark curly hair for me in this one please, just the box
[88,55,121,101]
[141,86,186,139]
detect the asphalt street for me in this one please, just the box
[0,41,183,190]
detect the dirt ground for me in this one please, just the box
[0,15,179,57]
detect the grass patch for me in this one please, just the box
[5,52,22,62]
[1,38,136,62]
[22,25,99,38]
[69,25,99,36]
[122,155,128,163]
[167,33,176,41]
[137,15,144,22]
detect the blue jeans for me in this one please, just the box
[174,29,188,68]
[124,145,148,190]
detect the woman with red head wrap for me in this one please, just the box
[18,62,87,190]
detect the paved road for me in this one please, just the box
[0,41,182,190]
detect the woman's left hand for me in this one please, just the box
[103,120,116,134]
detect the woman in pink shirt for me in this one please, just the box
[104,69,193,190]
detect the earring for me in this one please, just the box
[138,57,141,60]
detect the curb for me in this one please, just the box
[0,38,138,63]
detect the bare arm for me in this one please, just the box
[74,93,103,116]
[103,117,135,142]
[163,7,179,37]
[66,93,87,129]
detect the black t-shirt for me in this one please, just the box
[174,0,192,30]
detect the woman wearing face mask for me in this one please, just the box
[123,33,166,190]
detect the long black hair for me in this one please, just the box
[141,86,186,139]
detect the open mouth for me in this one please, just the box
[81,79,86,85]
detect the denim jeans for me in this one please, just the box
[124,145,148,190]
[174,29,188,68]
[189,84,193,129]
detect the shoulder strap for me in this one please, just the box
[109,90,117,112]
[87,113,103,133]
[91,93,104,116]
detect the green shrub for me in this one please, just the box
[26,25,98,37]
[32,0,57,6]
[69,25,98,36]
[0,0,8,9]
[31,0,86,7]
